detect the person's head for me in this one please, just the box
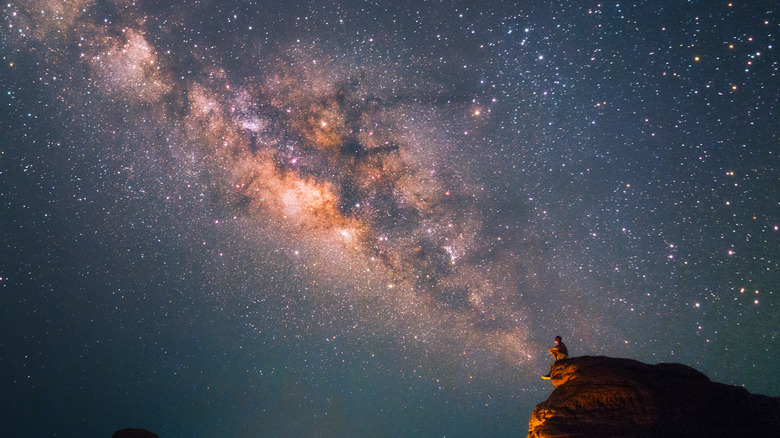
[554,336,562,344]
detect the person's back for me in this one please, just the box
[556,339,568,357]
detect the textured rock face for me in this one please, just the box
[528,356,780,438]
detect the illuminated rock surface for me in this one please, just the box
[528,356,780,438]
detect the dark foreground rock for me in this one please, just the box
[112,428,159,438]
[528,356,780,438]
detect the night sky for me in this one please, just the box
[1,1,777,436]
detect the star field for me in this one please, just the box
[1,1,777,436]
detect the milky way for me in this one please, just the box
[1,1,777,436]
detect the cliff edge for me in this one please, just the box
[528,356,779,438]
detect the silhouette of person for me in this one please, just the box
[542,335,568,379]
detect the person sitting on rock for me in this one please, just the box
[542,335,568,379]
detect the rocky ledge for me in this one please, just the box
[528,355,779,438]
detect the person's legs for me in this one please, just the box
[543,353,569,379]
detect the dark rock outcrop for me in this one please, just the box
[112,428,159,438]
[528,356,780,438]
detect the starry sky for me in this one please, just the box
[0,0,777,436]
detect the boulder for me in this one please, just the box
[112,428,159,438]
[528,356,780,437]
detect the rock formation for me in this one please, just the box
[112,428,159,438]
[528,356,780,438]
